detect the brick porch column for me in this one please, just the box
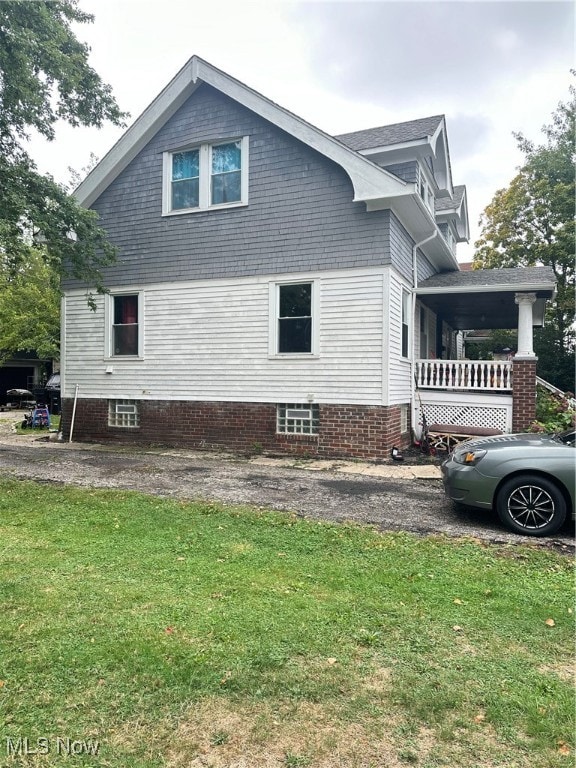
[512,358,538,432]
[512,293,538,432]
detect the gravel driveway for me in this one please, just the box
[0,413,573,552]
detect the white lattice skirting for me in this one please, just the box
[415,391,513,435]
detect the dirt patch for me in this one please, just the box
[113,697,412,768]
[113,689,532,768]
[538,663,575,685]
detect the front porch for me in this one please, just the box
[413,359,514,446]
[413,266,556,439]
[414,360,513,445]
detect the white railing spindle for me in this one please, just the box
[415,360,513,392]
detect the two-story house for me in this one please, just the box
[61,57,555,459]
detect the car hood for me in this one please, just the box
[456,433,563,451]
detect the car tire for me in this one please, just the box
[496,474,567,536]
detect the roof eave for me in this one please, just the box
[416,281,556,297]
[357,120,453,197]
[435,187,469,242]
[75,58,202,207]
[74,55,409,208]
[359,137,430,156]
[366,192,459,271]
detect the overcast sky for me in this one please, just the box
[30,0,574,263]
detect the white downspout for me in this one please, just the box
[69,384,79,443]
[411,230,438,438]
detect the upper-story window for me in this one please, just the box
[171,149,200,209]
[162,137,249,215]
[418,169,434,214]
[446,227,455,253]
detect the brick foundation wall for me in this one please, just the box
[60,399,411,460]
[512,357,537,432]
[318,404,407,459]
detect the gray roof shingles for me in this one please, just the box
[418,266,556,291]
[435,185,466,212]
[335,115,444,151]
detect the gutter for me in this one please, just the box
[416,282,556,296]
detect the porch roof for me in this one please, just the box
[416,266,556,330]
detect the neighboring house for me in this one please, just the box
[61,57,555,459]
[0,352,53,404]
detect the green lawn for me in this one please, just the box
[0,479,573,767]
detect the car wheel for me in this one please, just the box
[496,474,567,536]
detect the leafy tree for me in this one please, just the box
[0,248,61,365]
[0,0,127,295]
[474,81,575,391]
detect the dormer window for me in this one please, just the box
[162,137,249,215]
[418,172,434,214]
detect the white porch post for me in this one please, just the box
[514,292,537,358]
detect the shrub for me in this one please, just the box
[529,386,575,433]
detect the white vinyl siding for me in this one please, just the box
[387,270,413,405]
[63,267,388,406]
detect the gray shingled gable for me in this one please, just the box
[435,185,466,212]
[418,266,556,291]
[335,116,444,151]
[75,55,409,210]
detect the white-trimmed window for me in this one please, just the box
[107,293,143,358]
[162,137,249,214]
[418,167,434,213]
[277,404,319,435]
[400,404,409,434]
[446,227,456,253]
[108,400,140,428]
[270,280,318,356]
[401,288,411,358]
[419,305,429,358]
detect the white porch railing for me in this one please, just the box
[415,359,513,392]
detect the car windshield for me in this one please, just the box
[552,429,575,446]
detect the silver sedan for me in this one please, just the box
[441,430,575,536]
